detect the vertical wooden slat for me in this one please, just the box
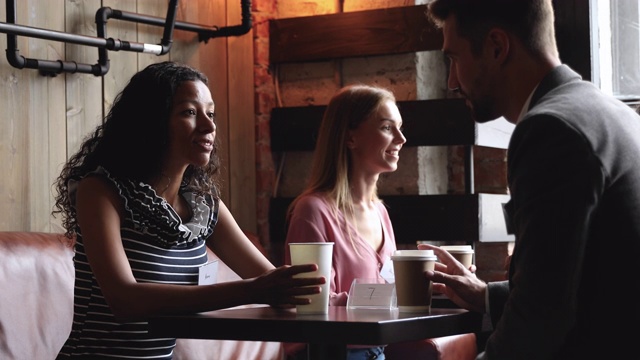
[171,0,204,66]
[28,0,66,231]
[0,0,66,231]
[103,0,138,112]
[62,1,104,233]
[137,0,170,71]
[0,0,30,230]
[65,0,103,160]
[226,0,256,233]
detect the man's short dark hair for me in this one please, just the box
[426,0,557,59]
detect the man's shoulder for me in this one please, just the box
[525,76,634,132]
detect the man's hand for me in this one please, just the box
[418,244,487,313]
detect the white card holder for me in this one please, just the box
[198,260,219,285]
[346,278,397,310]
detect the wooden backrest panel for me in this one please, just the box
[269,5,442,64]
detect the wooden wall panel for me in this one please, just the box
[226,0,256,233]
[0,1,30,230]
[103,0,139,112]
[137,0,171,70]
[269,5,442,63]
[0,0,256,233]
[0,0,23,229]
[28,0,66,232]
[0,0,29,230]
[64,0,104,169]
[0,0,66,231]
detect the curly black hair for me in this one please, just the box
[52,61,221,238]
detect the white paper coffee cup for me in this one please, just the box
[289,242,334,315]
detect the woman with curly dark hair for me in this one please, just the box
[53,61,323,359]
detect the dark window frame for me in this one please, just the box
[554,0,640,107]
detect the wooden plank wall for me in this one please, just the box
[269,5,442,63]
[0,0,256,234]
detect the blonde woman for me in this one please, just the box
[285,84,406,360]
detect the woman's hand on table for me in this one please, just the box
[251,264,325,307]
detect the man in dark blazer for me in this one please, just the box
[419,0,640,359]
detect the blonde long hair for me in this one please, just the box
[287,84,397,249]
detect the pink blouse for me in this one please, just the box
[284,194,397,306]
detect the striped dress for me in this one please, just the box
[57,167,218,359]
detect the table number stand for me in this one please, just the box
[346,278,397,310]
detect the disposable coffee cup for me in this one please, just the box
[289,242,334,315]
[391,250,437,312]
[439,245,474,269]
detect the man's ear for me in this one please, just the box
[486,28,510,63]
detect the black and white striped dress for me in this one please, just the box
[57,167,218,359]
